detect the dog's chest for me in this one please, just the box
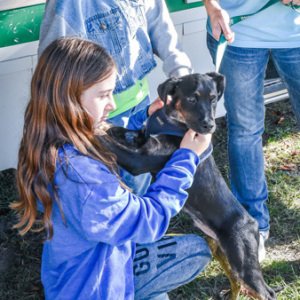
[144,109,187,139]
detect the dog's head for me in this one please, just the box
[157,72,225,134]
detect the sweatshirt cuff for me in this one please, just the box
[167,148,199,176]
[199,143,213,164]
[171,142,213,171]
[126,106,149,130]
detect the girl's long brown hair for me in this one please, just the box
[12,37,121,240]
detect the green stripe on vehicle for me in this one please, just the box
[0,4,45,48]
[0,1,204,48]
[165,0,203,13]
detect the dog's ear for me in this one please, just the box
[206,72,226,100]
[157,77,181,104]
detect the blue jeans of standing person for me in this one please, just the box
[207,33,300,235]
[134,234,212,300]
[109,96,152,196]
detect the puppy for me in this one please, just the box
[100,73,277,300]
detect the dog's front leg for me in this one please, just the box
[206,237,242,300]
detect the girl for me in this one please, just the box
[38,0,194,196]
[13,37,212,300]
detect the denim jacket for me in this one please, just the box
[38,0,192,94]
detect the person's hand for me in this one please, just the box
[148,96,171,116]
[180,129,212,156]
[204,0,234,44]
[281,0,300,5]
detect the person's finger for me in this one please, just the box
[148,97,164,116]
[219,20,232,40]
[212,23,222,41]
[211,10,234,44]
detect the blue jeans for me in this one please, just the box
[207,34,300,233]
[134,234,212,299]
[109,96,152,196]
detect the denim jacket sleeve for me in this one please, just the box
[81,148,199,246]
[145,0,193,77]
[38,0,84,57]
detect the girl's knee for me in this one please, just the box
[179,234,212,265]
[179,234,212,282]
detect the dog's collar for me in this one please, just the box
[145,109,187,139]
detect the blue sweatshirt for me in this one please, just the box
[40,108,202,299]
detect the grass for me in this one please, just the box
[0,99,299,300]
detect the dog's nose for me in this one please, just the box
[203,121,215,130]
[204,124,214,130]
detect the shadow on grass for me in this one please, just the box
[0,168,44,300]
[263,259,300,285]
[169,270,230,300]
[169,259,300,300]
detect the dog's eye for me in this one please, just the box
[187,97,196,103]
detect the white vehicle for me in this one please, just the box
[0,0,288,170]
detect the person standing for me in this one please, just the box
[203,0,300,261]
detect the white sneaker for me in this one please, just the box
[258,231,269,262]
[258,233,266,262]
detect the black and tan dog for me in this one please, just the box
[99,73,277,300]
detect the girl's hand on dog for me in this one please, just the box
[147,97,171,116]
[180,129,212,156]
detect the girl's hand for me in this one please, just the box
[148,96,171,116]
[180,129,212,156]
[148,97,164,116]
[204,0,234,44]
[281,0,300,5]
